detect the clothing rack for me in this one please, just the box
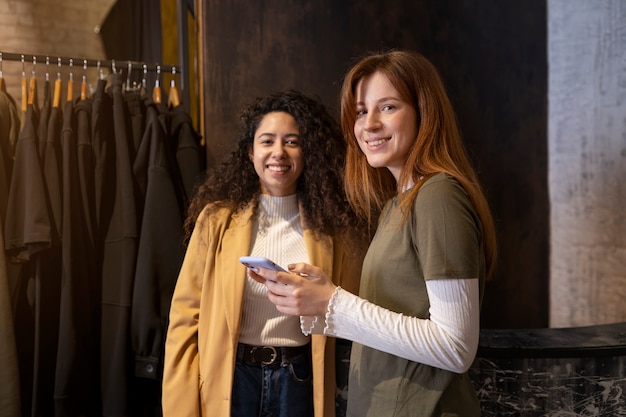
[1,1,195,113]
[1,51,184,108]
[0,52,178,77]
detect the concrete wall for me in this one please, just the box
[549,0,626,327]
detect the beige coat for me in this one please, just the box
[162,203,363,417]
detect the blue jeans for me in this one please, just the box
[231,345,313,417]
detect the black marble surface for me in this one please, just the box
[471,322,626,416]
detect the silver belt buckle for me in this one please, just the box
[260,346,278,365]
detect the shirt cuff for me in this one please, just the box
[299,286,342,336]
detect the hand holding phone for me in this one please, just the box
[239,256,287,273]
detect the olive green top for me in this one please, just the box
[347,173,484,417]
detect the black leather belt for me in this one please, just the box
[237,343,310,365]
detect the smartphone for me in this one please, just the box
[239,256,287,273]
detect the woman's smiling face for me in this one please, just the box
[249,111,304,196]
[353,71,418,181]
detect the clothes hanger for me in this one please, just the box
[0,53,6,93]
[66,59,74,102]
[141,64,148,96]
[53,57,62,108]
[80,59,88,100]
[97,60,104,81]
[20,55,27,112]
[45,56,50,85]
[28,56,39,114]
[124,61,137,92]
[167,66,180,108]
[42,56,51,109]
[152,65,162,104]
[111,59,117,81]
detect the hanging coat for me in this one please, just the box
[54,98,100,416]
[75,98,97,255]
[91,77,115,248]
[168,104,204,203]
[100,72,139,417]
[5,103,54,417]
[37,80,51,163]
[0,88,21,417]
[36,97,63,417]
[0,88,19,183]
[132,99,185,380]
[43,102,63,237]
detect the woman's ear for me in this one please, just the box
[248,145,254,161]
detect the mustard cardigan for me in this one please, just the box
[162,203,362,417]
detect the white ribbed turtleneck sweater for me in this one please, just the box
[238,194,310,347]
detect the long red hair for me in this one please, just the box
[341,50,497,279]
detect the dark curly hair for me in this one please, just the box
[184,90,364,242]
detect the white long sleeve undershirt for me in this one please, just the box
[302,278,480,374]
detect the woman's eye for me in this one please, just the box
[382,104,395,111]
[356,109,367,117]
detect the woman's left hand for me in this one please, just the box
[249,263,337,316]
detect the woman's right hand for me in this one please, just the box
[256,263,337,316]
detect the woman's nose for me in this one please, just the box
[363,111,381,130]
[271,142,286,157]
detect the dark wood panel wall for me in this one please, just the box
[200,0,548,329]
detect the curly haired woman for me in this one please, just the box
[162,90,367,417]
